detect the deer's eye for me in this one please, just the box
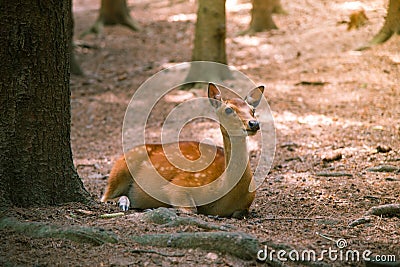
[225,107,234,115]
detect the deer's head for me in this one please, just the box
[208,83,264,137]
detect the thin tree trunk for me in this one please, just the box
[357,0,400,51]
[81,0,141,38]
[272,0,287,15]
[184,0,231,87]
[248,0,278,33]
[191,0,227,64]
[0,0,90,208]
[70,2,83,75]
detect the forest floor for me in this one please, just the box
[1,0,399,266]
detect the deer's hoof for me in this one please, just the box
[118,196,130,211]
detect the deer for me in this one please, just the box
[101,83,264,218]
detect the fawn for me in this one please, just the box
[101,83,264,218]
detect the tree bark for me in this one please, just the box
[357,0,400,51]
[184,0,231,87]
[192,0,227,64]
[0,0,90,208]
[247,0,278,33]
[80,0,141,38]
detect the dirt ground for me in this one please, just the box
[1,0,399,266]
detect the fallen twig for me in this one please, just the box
[100,212,125,219]
[315,172,353,177]
[348,217,372,227]
[364,195,397,201]
[295,81,328,86]
[366,165,399,173]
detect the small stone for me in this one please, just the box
[206,252,218,261]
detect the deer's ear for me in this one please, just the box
[208,83,222,109]
[245,85,264,108]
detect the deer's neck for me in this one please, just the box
[221,129,251,178]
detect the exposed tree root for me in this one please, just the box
[357,28,396,51]
[0,217,118,245]
[365,204,400,217]
[1,210,330,265]
[135,207,234,231]
[130,229,326,266]
[356,0,400,51]
[130,231,259,260]
[349,204,400,227]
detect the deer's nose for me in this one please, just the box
[248,120,260,131]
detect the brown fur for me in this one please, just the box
[348,9,368,31]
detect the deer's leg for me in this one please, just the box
[162,183,198,214]
[118,196,130,211]
[231,209,249,219]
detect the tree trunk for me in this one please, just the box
[272,0,287,15]
[184,0,231,87]
[70,2,83,76]
[248,0,278,33]
[357,0,400,50]
[0,0,90,208]
[80,0,141,38]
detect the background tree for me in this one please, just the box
[271,0,286,15]
[81,0,141,37]
[357,0,400,50]
[243,0,284,34]
[0,0,90,208]
[185,0,231,86]
[70,2,84,76]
